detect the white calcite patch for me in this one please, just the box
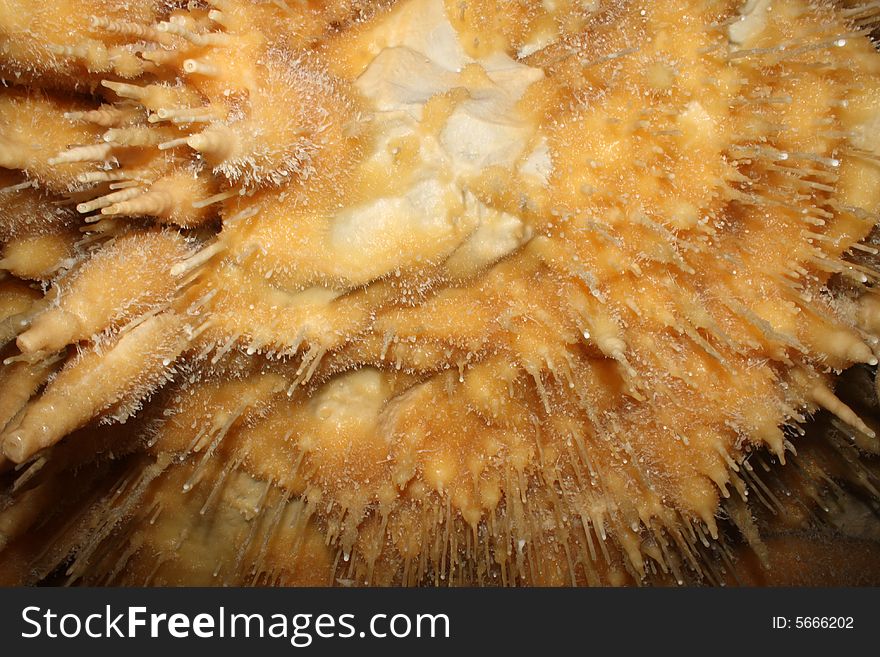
[445,194,534,277]
[367,0,471,71]
[335,0,544,283]
[329,178,469,285]
[518,138,553,185]
[728,0,772,47]
[310,368,390,428]
[355,47,457,119]
[517,28,557,58]
[439,57,544,174]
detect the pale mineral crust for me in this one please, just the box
[0,0,879,586]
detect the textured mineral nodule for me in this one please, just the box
[1,0,880,586]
